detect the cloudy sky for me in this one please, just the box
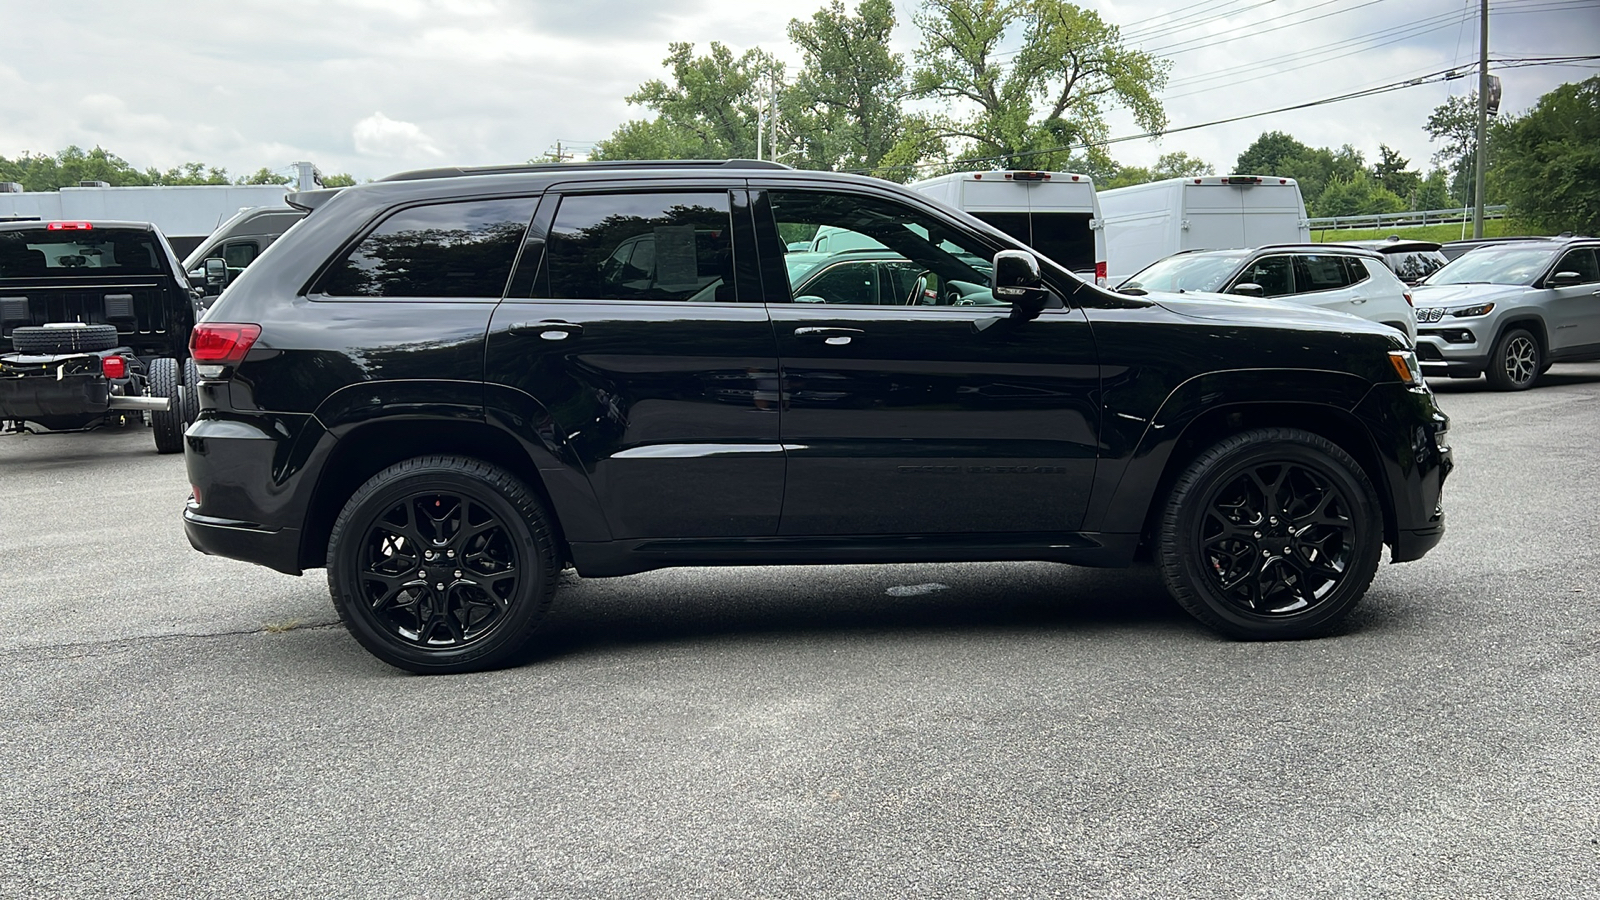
[1,0,1592,183]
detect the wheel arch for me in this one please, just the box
[1495,315,1548,354]
[298,419,571,572]
[1133,402,1396,558]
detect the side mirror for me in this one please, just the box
[1230,282,1265,297]
[1547,270,1583,288]
[993,249,1049,320]
[203,257,230,296]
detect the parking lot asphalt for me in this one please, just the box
[3,365,1598,899]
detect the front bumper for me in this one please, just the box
[1415,316,1494,376]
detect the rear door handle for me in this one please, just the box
[794,326,864,346]
[510,320,583,340]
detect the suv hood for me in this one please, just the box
[1145,290,1387,334]
[1411,282,1527,307]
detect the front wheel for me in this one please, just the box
[326,456,560,673]
[1486,327,1541,391]
[1157,428,1383,640]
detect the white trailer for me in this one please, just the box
[1098,175,1310,284]
[908,170,1107,286]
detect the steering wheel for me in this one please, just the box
[906,272,934,306]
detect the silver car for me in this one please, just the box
[1411,237,1600,390]
[1117,244,1418,343]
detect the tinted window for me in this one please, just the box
[543,192,734,302]
[221,240,258,269]
[1293,254,1351,292]
[1387,250,1446,283]
[1343,256,1370,285]
[1122,253,1244,293]
[769,191,1006,306]
[1554,248,1599,283]
[0,228,165,278]
[317,198,534,298]
[798,261,879,305]
[1236,256,1293,297]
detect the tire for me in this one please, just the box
[1485,327,1541,391]
[11,324,119,354]
[1157,427,1383,640]
[147,357,184,454]
[180,357,201,427]
[326,455,560,674]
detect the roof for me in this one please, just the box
[377,159,793,183]
[1333,238,1443,252]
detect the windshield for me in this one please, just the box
[1427,246,1557,286]
[1120,253,1245,293]
[0,228,168,278]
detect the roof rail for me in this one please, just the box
[378,159,793,183]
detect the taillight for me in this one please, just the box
[101,355,127,378]
[1095,261,1108,287]
[189,323,261,365]
[1403,290,1414,307]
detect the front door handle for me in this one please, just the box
[510,320,583,341]
[794,326,864,346]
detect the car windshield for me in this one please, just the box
[1427,246,1558,286]
[1120,254,1244,293]
[784,251,831,289]
[0,228,167,278]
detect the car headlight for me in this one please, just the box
[1449,302,1495,318]
[1387,349,1424,386]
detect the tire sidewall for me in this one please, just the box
[1164,432,1383,639]
[328,462,552,673]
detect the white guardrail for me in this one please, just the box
[1310,205,1508,232]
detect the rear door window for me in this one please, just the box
[541,192,736,302]
[315,198,535,298]
[1292,254,1351,293]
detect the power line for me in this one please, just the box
[849,56,1599,177]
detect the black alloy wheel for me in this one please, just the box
[1486,327,1541,391]
[327,456,559,673]
[1159,428,1382,639]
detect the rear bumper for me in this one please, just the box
[183,504,304,576]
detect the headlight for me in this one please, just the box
[1450,302,1495,318]
[1387,349,1424,386]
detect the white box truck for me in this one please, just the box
[908,170,1107,286]
[1098,175,1310,284]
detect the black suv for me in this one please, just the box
[182,161,1452,672]
[1,220,202,451]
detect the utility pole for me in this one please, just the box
[770,75,779,163]
[1473,0,1488,238]
[756,96,764,161]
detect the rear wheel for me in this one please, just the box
[1158,428,1383,640]
[180,357,201,426]
[326,455,560,673]
[1486,327,1541,391]
[148,357,184,454]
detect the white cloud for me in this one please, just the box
[353,112,445,159]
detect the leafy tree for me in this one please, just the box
[1101,150,1212,188]
[1492,76,1600,234]
[783,0,930,173]
[1314,170,1405,217]
[1424,92,1506,206]
[1370,144,1420,202]
[1234,132,1363,206]
[1414,168,1452,211]
[321,173,358,188]
[148,162,231,185]
[906,0,1168,169]
[237,167,292,185]
[1234,131,1313,175]
[593,42,784,161]
[0,145,155,190]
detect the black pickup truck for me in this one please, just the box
[0,220,203,452]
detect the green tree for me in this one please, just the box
[1493,76,1600,234]
[236,167,292,185]
[1313,170,1406,217]
[1101,150,1212,188]
[594,42,784,161]
[1414,168,1452,211]
[1424,92,1507,207]
[1370,144,1421,203]
[906,0,1168,169]
[1234,132,1362,203]
[784,0,931,173]
[0,146,155,190]
[148,161,230,185]
[321,173,358,188]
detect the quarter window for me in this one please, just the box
[316,198,535,298]
[542,192,736,302]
